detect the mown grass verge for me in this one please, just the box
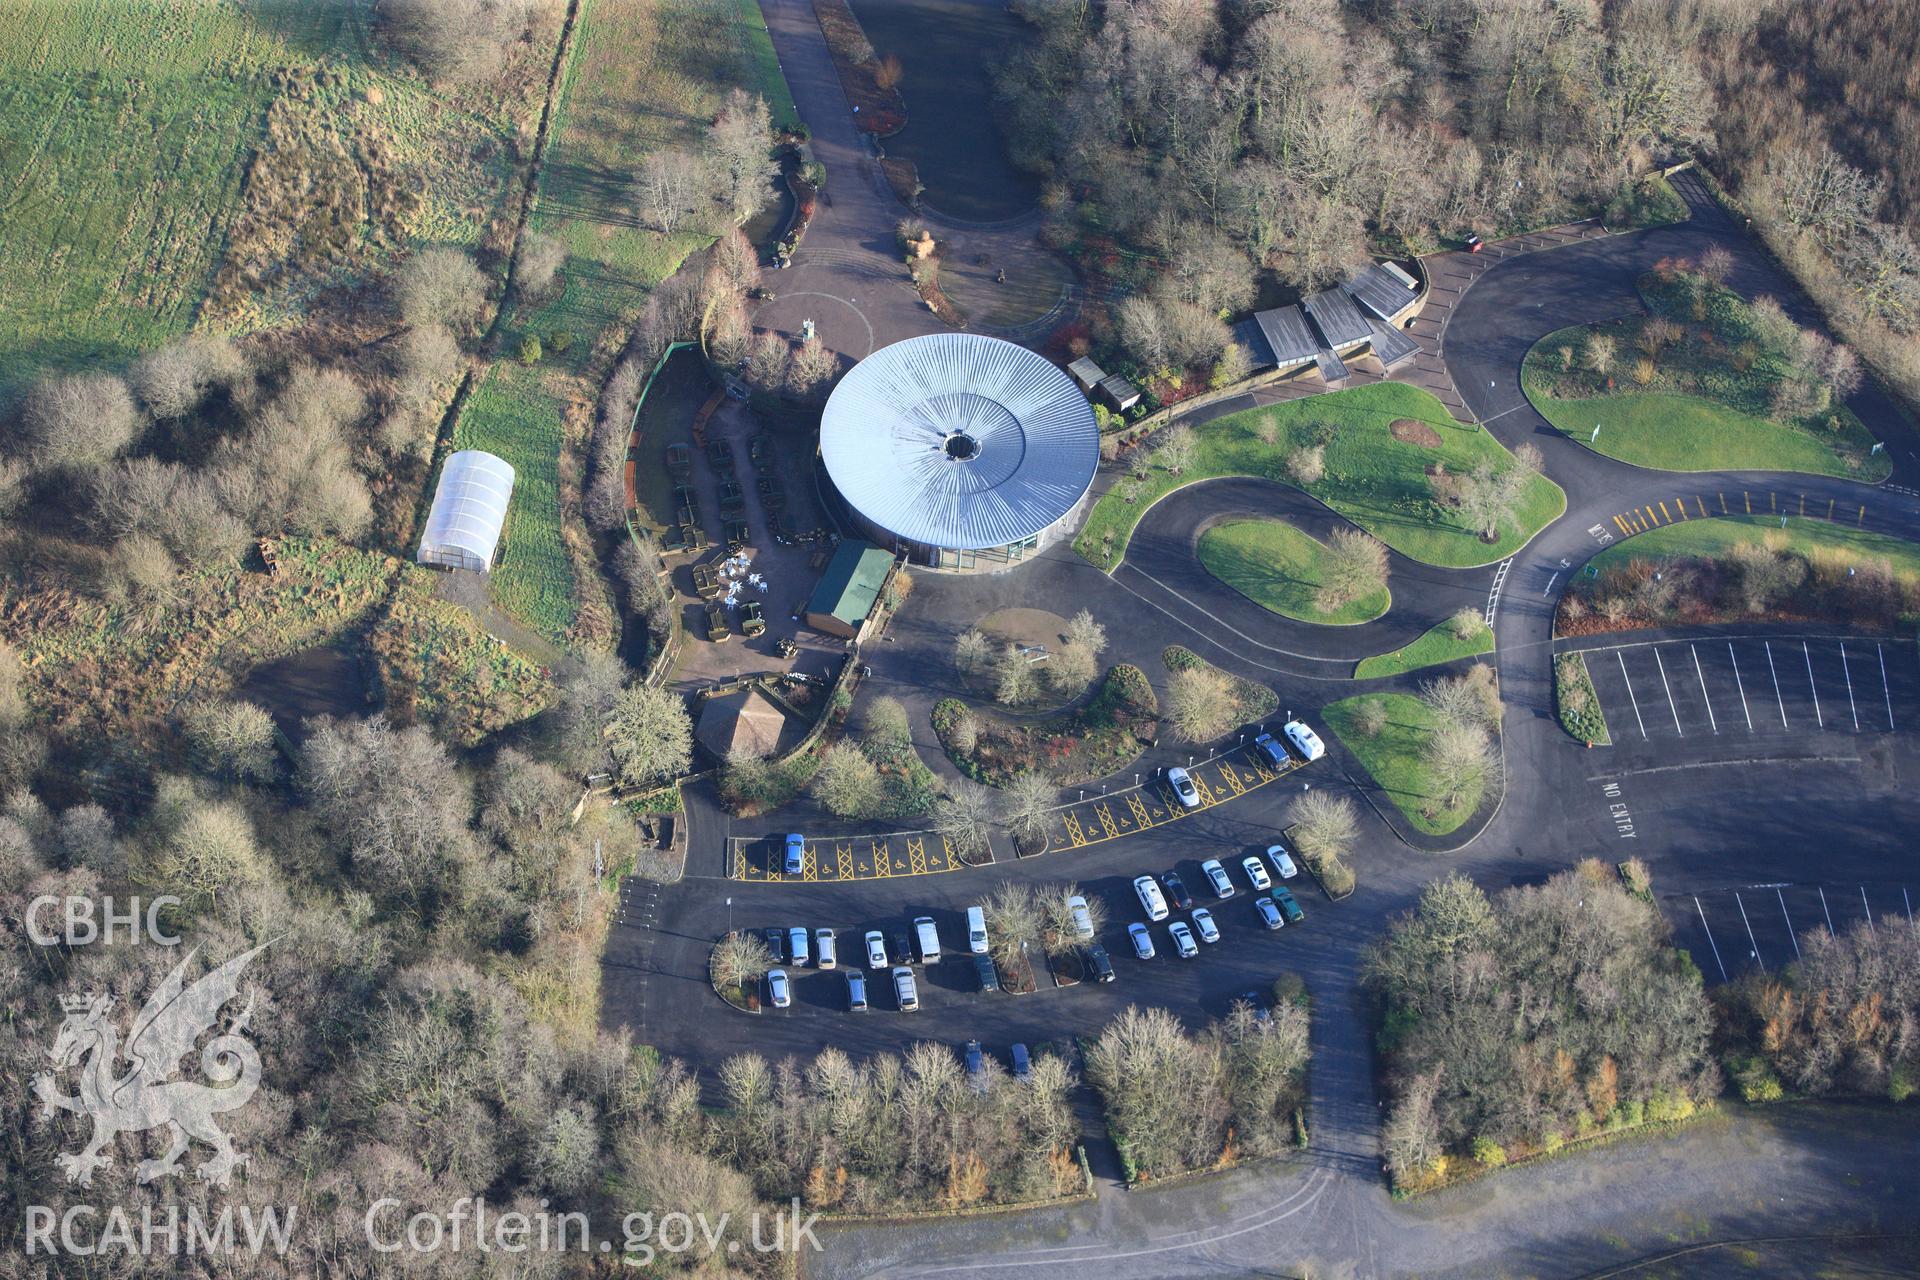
[1322,692,1483,837]
[1197,520,1389,625]
[1354,616,1493,679]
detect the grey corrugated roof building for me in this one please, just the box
[820,333,1099,571]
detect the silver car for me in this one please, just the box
[1201,859,1235,898]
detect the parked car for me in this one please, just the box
[1283,719,1326,762]
[913,916,942,963]
[1255,896,1284,930]
[1201,859,1235,898]
[815,928,837,969]
[1165,766,1201,809]
[973,953,1000,992]
[845,970,868,1011]
[1067,895,1095,940]
[1266,843,1299,879]
[1251,732,1288,769]
[1242,855,1273,892]
[1273,887,1305,924]
[763,927,785,963]
[964,1040,985,1086]
[767,968,790,1008]
[1169,921,1198,958]
[1134,875,1170,921]
[1191,907,1220,944]
[967,906,990,955]
[782,833,806,876]
[890,930,914,968]
[893,966,919,1011]
[788,926,810,967]
[865,929,889,969]
[1161,872,1194,911]
[1128,922,1155,959]
[1085,944,1116,983]
[1010,1043,1031,1080]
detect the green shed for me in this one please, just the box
[804,541,894,639]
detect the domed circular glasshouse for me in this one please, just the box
[819,333,1099,571]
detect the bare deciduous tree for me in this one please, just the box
[379,0,531,83]
[635,147,705,235]
[606,683,693,790]
[17,372,143,470]
[932,780,996,862]
[396,248,489,331]
[999,770,1056,850]
[1166,665,1236,742]
[514,230,565,299]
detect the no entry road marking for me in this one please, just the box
[1727,642,1754,732]
[1654,648,1683,735]
[1617,651,1648,740]
[1691,645,1717,734]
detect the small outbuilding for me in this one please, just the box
[696,687,788,760]
[418,450,515,572]
[1095,373,1141,413]
[804,540,894,639]
[1066,356,1106,393]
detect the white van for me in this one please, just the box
[913,916,942,963]
[966,906,989,955]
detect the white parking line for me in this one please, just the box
[1803,642,1823,728]
[1777,888,1801,961]
[1879,644,1896,731]
[1735,892,1764,974]
[1841,642,1859,730]
[1765,642,1788,728]
[1727,643,1754,732]
[1694,896,1728,982]
[1817,885,1836,936]
[1617,651,1648,740]
[1654,648,1683,735]
[1906,887,1914,925]
[1861,886,1876,936]
[1691,645,1717,734]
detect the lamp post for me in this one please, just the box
[727,897,733,937]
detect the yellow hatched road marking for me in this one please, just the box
[1613,514,1631,536]
[1191,774,1219,807]
[1718,492,1727,514]
[837,844,854,880]
[734,845,747,879]
[938,835,960,866]
[1642,506,1658,526]
[1744,491,1751,513]
[1062,810,1088,847]
[1697,496,1709,519]
[1215,764,1245,796]
[870,850,892,878]
[906,837,927,875]
[1659,500,1673,522]
[1127,792,1154,829]
[1094,802,1119,838]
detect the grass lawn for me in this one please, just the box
[1521,270,1891,481]
[1323,693,1484,837]
[728,0,802,132]
[1197,519,1389,625]
[1586,515,1920,584]
[1076,383,1565,572]
[454,364,578,642]
[1355,617,1494,679]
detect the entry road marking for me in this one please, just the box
[1735,892,1764,974]
[1617,651,1648,740]
[1879,644,1896,731]
[1653,647,1683,735]
[1778,888,1801,961]
[1840,642,1859,730]
[1765,642,1788,728]
[1691,645,1717,734]
[1803,642,1823,728]
[1728,642,1753,732]
[1694,896,1728,982]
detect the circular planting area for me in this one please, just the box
[1196,519,1390,625]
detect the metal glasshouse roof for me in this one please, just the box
[418,450,515,572]
[820,334,1099,551]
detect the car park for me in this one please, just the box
[967,905,990,954]
[782,833,805,876]
[1201,859,1235,898]
[1242,855,1272,892]
[1169,921,1198,958]
[973,954,1000,992]
[767,968,791,1008]
[1251,732,1287,768]
[1085,945,1116,983]
[1284,719,1325,761]
[1162,872,1194,911]
[1128,922,1155,959]
[1191,908,1219,944]
[964,1040,985,1087]
[865,930,889,969]
[1255,896,1284,930]
[1165,766,1201,809]
[914,916,942,963]
[1134,875,1170,921]
[815,928,837,969]
[1010,1043,1031,1080]
[1067,895,1095,940]
[1273,887,1305,924]
[893,967,919,1011]
[788,926,810,967]
[845,971,867,1011]
[1266,843,1299,879]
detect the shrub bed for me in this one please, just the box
[932,664,1157,787]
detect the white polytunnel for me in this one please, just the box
[417,450,515,572]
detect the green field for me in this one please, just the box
[1197,520,1389,625]
[729,0,802,132]
[1354,617,1494,680]
[1076,383,1566,572]
[454,365,578,642]
[1323,693,1485,837]
[1586,515,1920,584]
[0,0,546,387]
